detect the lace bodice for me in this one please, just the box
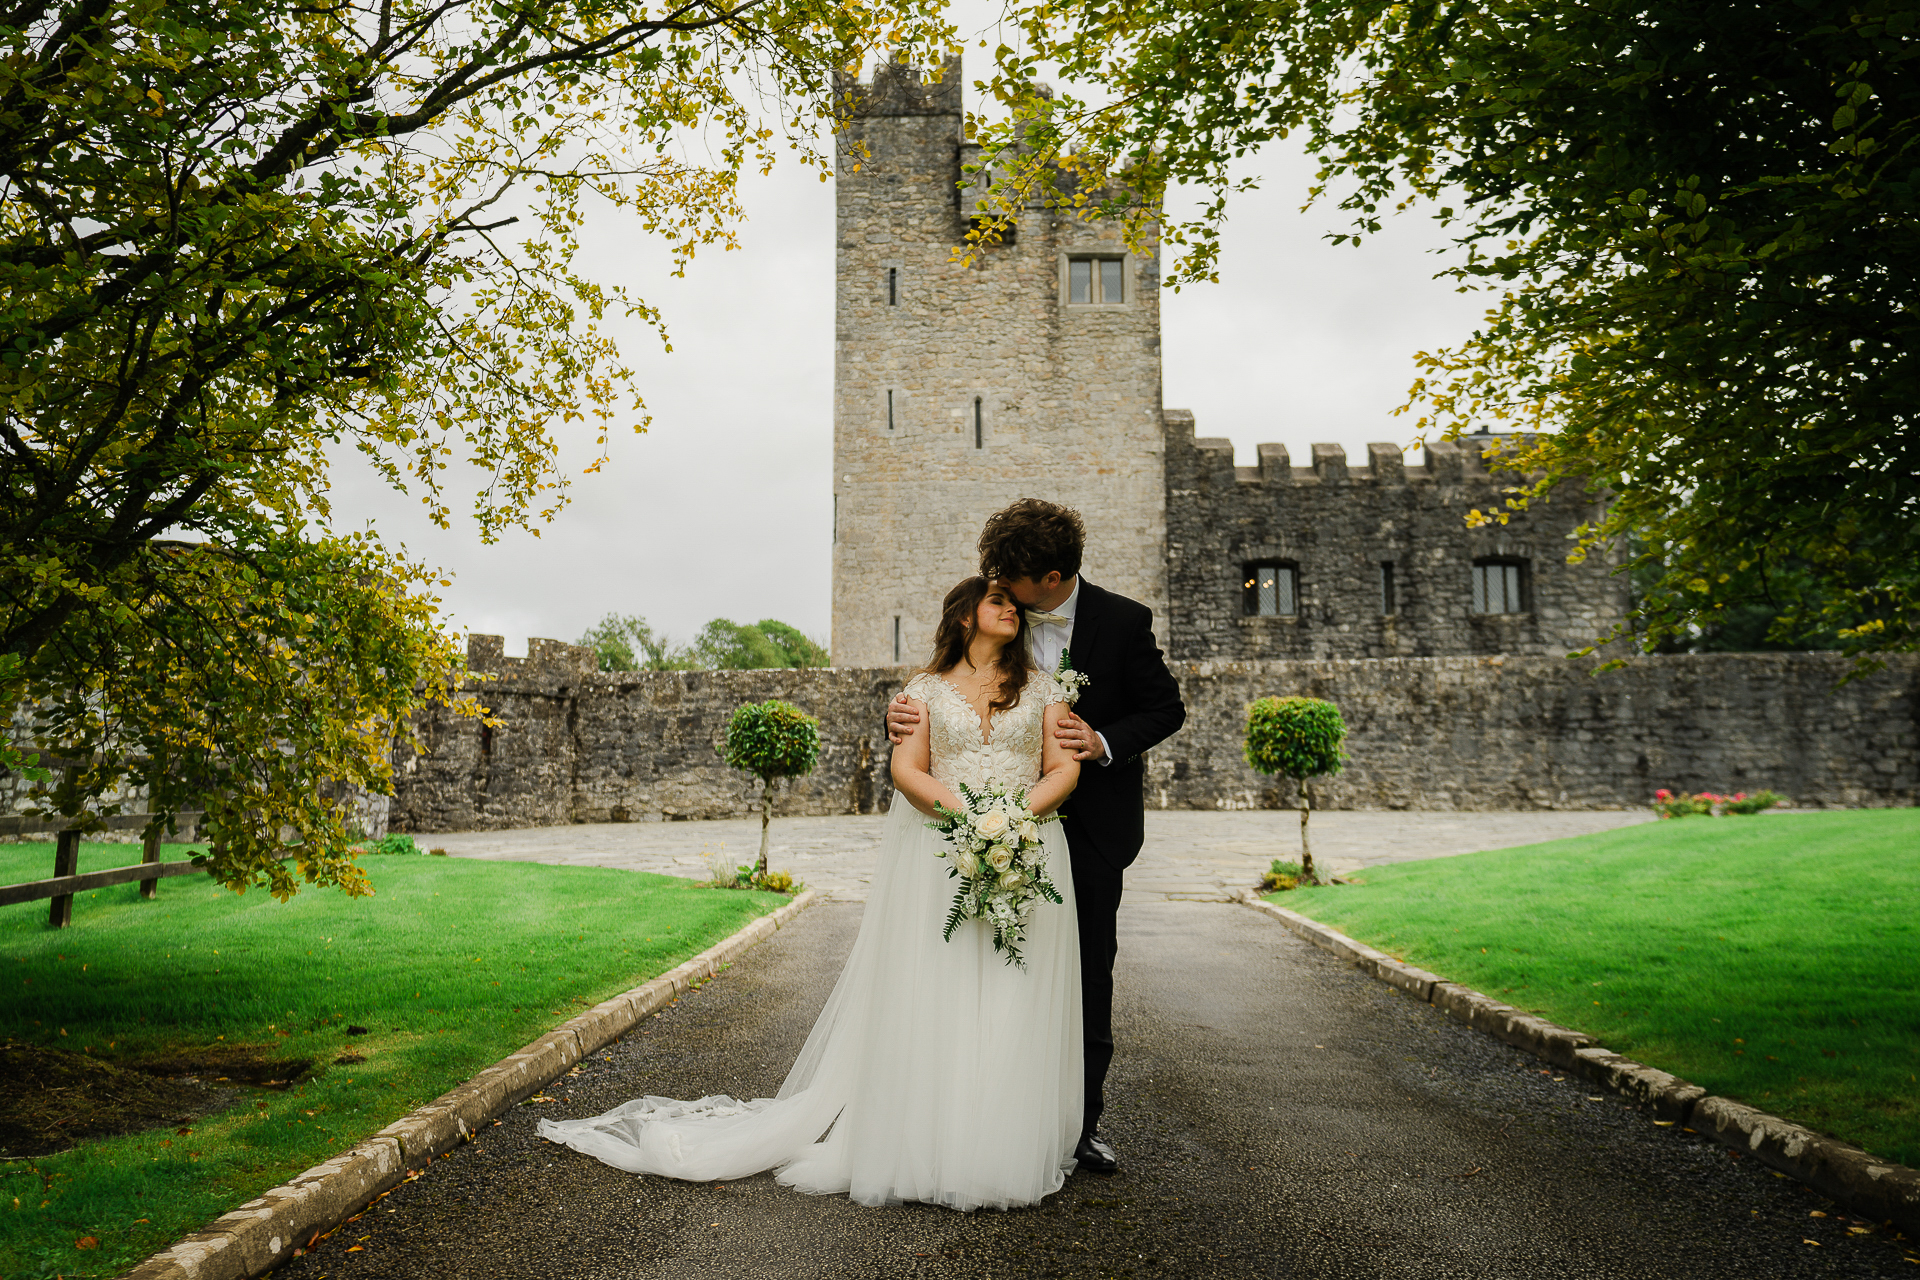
[902,672,1069,791]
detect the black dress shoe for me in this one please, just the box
[1074,1132,1119,1174]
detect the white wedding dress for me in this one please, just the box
[537,671,1084,1210]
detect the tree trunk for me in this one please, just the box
[1298,779,1316,886]
[756,777,773,878]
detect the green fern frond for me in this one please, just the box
[943,892,969,942]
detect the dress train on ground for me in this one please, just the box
[537,789,1083,1210]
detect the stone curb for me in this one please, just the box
[120,890,819,1280]
[1235,891,1920,1235]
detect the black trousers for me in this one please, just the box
[1066,831,1124,1138]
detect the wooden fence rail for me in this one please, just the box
[0,857,207,908]
[0,813,205,927]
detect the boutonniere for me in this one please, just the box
[1054,649,1090,704]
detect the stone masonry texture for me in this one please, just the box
[1163,411,1633,661]
[828,56,1628,670]
[388,637,1918,831]
[831,58,1169,667]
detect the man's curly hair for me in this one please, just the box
[978,499,1086,583]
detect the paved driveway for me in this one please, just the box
[425,808,1657,900]
[275,898,1908,1280]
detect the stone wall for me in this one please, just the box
[388,637,1917,832]
[1147,653,1918,812]
[831,57,1169,667]
[1162,411,1632,662]
[390,637,909,831]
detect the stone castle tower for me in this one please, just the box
[830,58,1168,667]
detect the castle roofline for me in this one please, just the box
[836,55,961,119]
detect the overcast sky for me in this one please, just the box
[323,29,1489,656]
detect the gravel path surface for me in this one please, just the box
[275,899,1911,1280]
[426,809,1657,901]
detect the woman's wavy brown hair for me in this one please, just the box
[920,576,1033,715]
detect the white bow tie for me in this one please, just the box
[1025,610,1072,627]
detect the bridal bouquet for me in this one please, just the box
[927,780,1065,968]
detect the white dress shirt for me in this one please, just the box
[1025,579,1113,765]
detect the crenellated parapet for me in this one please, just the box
[1162,410,1628,662]
[465,633,599,679]
[835,55,962,119]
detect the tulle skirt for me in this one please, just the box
[536,791,1085,1210]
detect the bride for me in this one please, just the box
[538,576,1085,1210]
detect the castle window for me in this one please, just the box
[887,389,895,432]
[973,396,983,449]
[1471,559,1529,614]
[892,616,902,663]
[1068,256,1125,305]
[1242,562,1298,617]
[1380,562,1396,616]
[888,267,897,306]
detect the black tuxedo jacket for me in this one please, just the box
[1055,580,1186,871]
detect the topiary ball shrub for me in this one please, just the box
[1244,697,1347,782]
[1244,696,1348,886]
[720,699,821,877]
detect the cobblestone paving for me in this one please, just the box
[424,808,1656,900]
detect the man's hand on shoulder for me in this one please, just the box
[885,692,920,745]
[1054,711,1110,763]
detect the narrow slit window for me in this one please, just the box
[973,397,983,449]
[892,616,901,663]
[887,267,897,306]
[1242,563,1298,617]
[1471,560,1528,614]
[886,389,894,432]
[1380,562,1396,615]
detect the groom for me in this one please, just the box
[887,498,1186,1174]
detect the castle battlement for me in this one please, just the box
[466,634,599,678]
[1162,410,1626,662]
[836,55,962,118]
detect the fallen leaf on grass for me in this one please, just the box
[1804,1240,1822,1247]
[75,1237,98,1250]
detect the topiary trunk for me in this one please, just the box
[1298,778,1317,885]
[756,776,774,878]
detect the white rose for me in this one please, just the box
[987,846,1014,871]
[997,869,1025,890]
[974,809,1010,839]
[953,849,980,878]
[1016,819,1039,843]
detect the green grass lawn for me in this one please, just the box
[1275,809,1920,1168]
[0,852,787,1279]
